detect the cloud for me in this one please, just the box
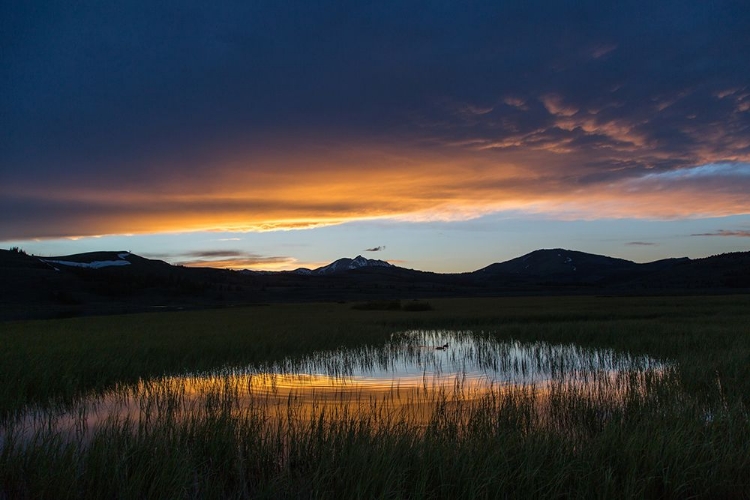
[691,230,750,238]
[2,2,750,241]
[180,250,247,259]
[590,44,617,59]
[365,246,386,252]
[145,249,297,270]
[503,97,528,110]
[178,256,296,269]
[541,94,579,117]
[3,157,750,241]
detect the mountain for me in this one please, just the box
[472,248,704,288]
[0,249,237,320]
[1,247,749,321]
[295,255,394,275]
[471,248,695,287]
[474,249,636,277]
[618,251,750,291]
[37,251,175,272]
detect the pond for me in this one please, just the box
[2,330,671,445]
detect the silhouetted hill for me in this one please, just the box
[475,249,635,277]
[471,249,697,291]
[1,248,748,320]
[615,252,750,291]
[473,249,640,286]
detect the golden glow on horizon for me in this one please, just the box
[2,140,750,243]
[179,257,326,271]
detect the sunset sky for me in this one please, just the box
[2,1,749,272]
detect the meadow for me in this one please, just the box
[1,295,749,498]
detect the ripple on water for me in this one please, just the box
[1,330,672,444]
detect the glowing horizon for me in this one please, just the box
[2,2,749,271]
[3,154,749,242]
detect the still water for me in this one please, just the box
[3,330,670,442]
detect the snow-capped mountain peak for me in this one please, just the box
[298,255,394,275]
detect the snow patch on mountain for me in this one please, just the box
[290,255,393,275]
[41,252,132,269]
[41,259,131,269]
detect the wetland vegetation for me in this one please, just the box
[1,295,749,498]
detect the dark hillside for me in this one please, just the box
[618,252,750,291]
[1,248,748,320]
[475,249,636,278]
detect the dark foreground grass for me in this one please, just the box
[2,295,750,498]
[2,381,748,499]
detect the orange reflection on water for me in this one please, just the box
[1,331,671,444]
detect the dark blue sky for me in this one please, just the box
[2,1,749,270]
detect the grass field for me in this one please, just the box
[1,295,749,498]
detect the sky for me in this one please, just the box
[2,1,749,273]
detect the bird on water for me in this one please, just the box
[435,343,449,350]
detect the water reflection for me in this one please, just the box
[277,330,663,386]
[2,330,671,444]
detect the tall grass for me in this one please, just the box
[2,295,750,498]
[2,372,747,499]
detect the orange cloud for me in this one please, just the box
[179,257,298,270]
[691,230,750,238]
[541,94,579,117]
[148,250,313,271]
[2,138,750,242]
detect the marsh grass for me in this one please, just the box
[2,374,747,499]
[351,299,433,311]
[2,295,750,498]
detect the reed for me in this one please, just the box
[2,374,747,498]
[1,295,749,498]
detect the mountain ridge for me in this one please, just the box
[305,255,394,275]
[8,248,696,276]
[1,247,748,321]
